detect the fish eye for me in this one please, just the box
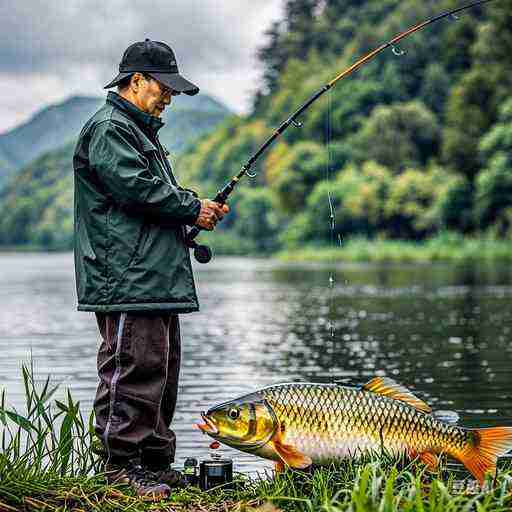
[228,408,240,420]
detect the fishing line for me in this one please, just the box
[185,0,494,265]
[325,89,338,382]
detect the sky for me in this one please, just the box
[0,0,285,133]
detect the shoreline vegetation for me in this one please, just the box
[277,234,512,264]
[3,233,512,264]
[1,367,511,511]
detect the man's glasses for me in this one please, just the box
[144,75,180,97]
[156,80,180,97]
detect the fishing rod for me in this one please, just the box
[186,0,494,264]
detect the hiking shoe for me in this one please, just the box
[105,462,171,498]
[149,467,188,488]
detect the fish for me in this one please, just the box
[196,377,512,484]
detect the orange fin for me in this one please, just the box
[270,426,312,469]
[362,377,431,413]
[456,427,512,485]
[274,460,286,473]
[419,452,439,471]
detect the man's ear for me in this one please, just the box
[131,73,145,93]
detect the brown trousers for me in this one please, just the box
[94,312,181,468]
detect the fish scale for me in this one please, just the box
[198,378,512,484]
[261,383,463,462]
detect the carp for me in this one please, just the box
[196,377,512,484]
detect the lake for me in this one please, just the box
[1,252,511,474]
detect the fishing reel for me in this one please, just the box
[187,238,213,264]
[180,456,234,491]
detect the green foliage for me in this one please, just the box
[474,156,512,236]
[442,68,499,181]
[442,0,512,181]
[350,102,440,171]
[267,141,326,212]
[232,188,281,253]
[474,98,512,235]
[1,0,510,253]
[174,0,510,252]
[384,167,462,239]
[0,144,75,247]
[279,234,512,264]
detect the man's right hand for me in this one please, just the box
[195,199,229,231]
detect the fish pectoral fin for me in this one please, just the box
[270,438,312,469]
[362,377,432,414]
[419,452,439,471]
[274,460,286,473]
[408,449,439,472]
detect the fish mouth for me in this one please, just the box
[195,412,219,435]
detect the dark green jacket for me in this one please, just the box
[73,92,201,313]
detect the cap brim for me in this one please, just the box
[148,72,200,96]
[103,72,134,89]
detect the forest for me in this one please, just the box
[0,0,511,256]
[176,0,512,255]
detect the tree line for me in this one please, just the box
[0,0,511,253]
[177,0,512,253]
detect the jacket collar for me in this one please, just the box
[106,91,164,134]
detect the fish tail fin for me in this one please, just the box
[455,427,512,485]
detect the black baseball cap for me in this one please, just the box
[104,39,199,96]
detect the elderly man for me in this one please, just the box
[73,39,228,498]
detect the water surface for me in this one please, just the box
[1,253,511,473]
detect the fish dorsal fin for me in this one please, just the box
[362,377,432,414]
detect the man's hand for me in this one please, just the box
[195,200,229,231]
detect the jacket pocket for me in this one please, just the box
[127,223,150,268]
[109,222,149,300]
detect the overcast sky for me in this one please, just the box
[0,0,285,133]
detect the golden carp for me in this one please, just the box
[196,377,512,484]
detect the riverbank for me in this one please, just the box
[278,235,512,263]
[3,233,512,263]
[1,368,511,512]
[2,459,511,511]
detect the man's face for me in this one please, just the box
[135,74,176,117]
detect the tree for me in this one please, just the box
[384,167,461,239]
[233,188,281,253]
[442,0,512,181]
[474,98,512,234]
[351,102,440,172]
[267,141,326,212]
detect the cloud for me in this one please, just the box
[0,0,284,132]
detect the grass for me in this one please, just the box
[277,234,512,263]
[1,366,511,511]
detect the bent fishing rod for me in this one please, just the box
[186,0,494,264]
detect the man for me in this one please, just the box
[73,39,228,498]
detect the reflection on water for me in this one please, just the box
[1,253,511,473]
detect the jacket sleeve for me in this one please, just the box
[89,120,201,225]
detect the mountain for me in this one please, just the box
[0,148,11,181]
[0,93,231,188]
[0,97,103,179]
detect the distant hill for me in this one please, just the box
[0,97,103,178]
[0,148,11,181]
[0,93,231,188]
[0,143,75,248]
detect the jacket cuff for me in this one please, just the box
[178,186,199,198]
[183,197,202,226]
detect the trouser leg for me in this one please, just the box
[94,312,175,466]
[141,314,181,469]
